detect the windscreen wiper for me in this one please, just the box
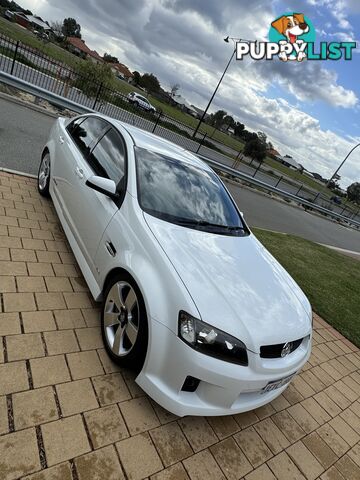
[176,219,244,231]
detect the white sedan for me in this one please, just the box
[38,113,312,416]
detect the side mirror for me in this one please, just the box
[86,176,119,201]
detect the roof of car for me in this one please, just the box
[94,115,212,171]
[123,123,212,170]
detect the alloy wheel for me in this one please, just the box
[38,154,50,191]
[104,281,140,357]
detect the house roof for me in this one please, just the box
[66,37,103,62]
[67,37,93,55]
[89,50,104,62]
[172,95,195,110]
[14,13,51,30]
[26,15,51,30]
[280,156,300,169]
[267,148,281,157]
[111,63,133,78]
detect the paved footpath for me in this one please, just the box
[0,171,360,480]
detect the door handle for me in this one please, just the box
[75,167,84,179]
[59,135,64,144]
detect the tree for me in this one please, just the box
[208,110,227,129]
[132,71,141,86]
[223,115,235,131]
[347,182,360,204]
[243,138,267,164]
[103,53,119,63]
[234,121,245,137]
[0,0,32,13]
[241,130,258,142]
[257,131,267,145]
[72,62,115,102]
[170,83,180,97]
[328,179,340,191]
[62,17,81,38]
[139,73,161,93]
[51,21,63,38]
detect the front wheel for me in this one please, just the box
[38,152,51,197]
[101,272,148,371]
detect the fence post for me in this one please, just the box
[232,151,243,169]
[274,176,283,188]
[10,41,20,76]
[295,184,303,196]
[92,83,103,110]
[196,132,207,154]
[352,208,360,220]
[252,160,262,177]
[152,111,162,134]
[313,192,321,203]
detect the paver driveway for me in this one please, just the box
[0,170,360,480]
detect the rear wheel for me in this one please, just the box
[101,272,148,371]
[38,152,51,197]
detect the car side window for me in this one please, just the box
[66,117,85,135]
[88,128,126,186]
[70,117,109,157]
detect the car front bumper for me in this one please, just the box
[136,318,312,417]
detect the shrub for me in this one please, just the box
[72,61,115,101]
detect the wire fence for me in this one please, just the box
[0,32,359,223]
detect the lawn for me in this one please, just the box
[0,17,83,68]
[254,228,360,347]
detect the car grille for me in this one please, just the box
[260,338,303,359]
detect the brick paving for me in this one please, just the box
[0,170,360,480]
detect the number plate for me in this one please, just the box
[262,372,296,393]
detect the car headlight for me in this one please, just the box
[178,311,248,366]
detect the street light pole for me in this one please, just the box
[192,36,249,138]
[325,143,360,188]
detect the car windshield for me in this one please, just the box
[135,147,247,235]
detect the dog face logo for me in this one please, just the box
[272,14,309,43]
[270,13,312,62]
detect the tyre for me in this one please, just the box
[38,152,51,197]
[101,272,148,371]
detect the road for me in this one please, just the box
[0,96,359,253]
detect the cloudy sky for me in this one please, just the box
[21,0,360,187]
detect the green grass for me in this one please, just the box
[254,228,360,347]
[263,157,326,192]
[0,17,84,68]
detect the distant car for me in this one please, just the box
[34,30,50,41]
[331,195,342,205]
[4,10,14,20]
[127,92,156,113]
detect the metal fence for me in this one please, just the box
[0,32,359,224]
